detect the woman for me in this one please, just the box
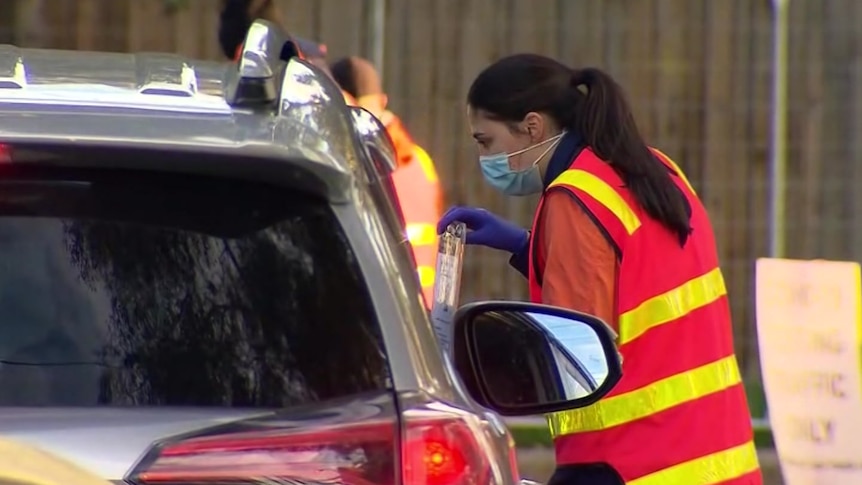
[438,54,761,485]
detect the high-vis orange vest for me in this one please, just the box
[391,143,442,308]
[528,148,761,485]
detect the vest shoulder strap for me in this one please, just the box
[547,150,641,253]
[411,145,438,183]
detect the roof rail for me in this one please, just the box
[225,19,301,107]
[0,45,26,90]
[136,54,198,97]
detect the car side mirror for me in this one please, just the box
[452,301,622,416]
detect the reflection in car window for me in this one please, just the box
[526,313,609,384]
[548,345,592,398]
[0,169,389,407]
[472,311,564,405]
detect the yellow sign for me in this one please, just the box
[756,258,862,484]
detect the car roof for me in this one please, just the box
[0,26,366,202]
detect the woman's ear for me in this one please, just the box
[522,111,546,143]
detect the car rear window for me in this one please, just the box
[0,167,390,407]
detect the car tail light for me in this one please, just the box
[0,144,11,163]
[130,411,495,485]
[130,419,397,485]
[402,413,493,485]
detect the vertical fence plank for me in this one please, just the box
[851,3,862,261]
[677,0,707,189]
[556,0,603,68]
[700,0,736,247]
[276,0,316,40]
[819,0,855,259]
[41,0,77,48]
[725,0,755,373]
[743,1,774,383]
[785,0,821,258]
[652,0,691,164]
[318,0,366,60]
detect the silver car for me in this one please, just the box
[0,20,622,485]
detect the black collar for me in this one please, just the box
[543,131,584,188]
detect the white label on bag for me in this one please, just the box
[430,253,458,355]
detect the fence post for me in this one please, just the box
[368,0,386,72]
[768,0,790,259]
[762,0,791,431]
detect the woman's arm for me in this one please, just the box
[540,190,619,332]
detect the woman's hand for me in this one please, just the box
[437,206,529,254]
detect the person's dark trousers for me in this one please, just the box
[547,463,625,485]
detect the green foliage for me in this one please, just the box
[162,0,191,14]
[745,379,768,418]
[508,421,774,449]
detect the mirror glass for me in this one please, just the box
[470,310,611,409]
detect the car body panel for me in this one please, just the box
[0,407,270,479]
[0,393,398,481]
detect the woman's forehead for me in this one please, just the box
[467,108,505,132]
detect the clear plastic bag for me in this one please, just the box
[430,222,466,357]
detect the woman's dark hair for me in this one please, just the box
[218,0,253,59]
[467,54,691,245]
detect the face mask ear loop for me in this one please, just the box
[509,133,564,173]
[507,132,565,158]
[531,136,562,168]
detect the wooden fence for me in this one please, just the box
[3,0,862,382]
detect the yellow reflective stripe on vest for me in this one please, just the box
[549,169,641,234]
[417,265,435,288]
[406,223,437,247]
[629,441,759,485]
[547,354,741,436]
[652,147,696,196]
[413,145,438,183]
[619,267,727,345]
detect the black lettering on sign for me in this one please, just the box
[820,373,846,398]
[767,280,843,311]
[770,329,845,355]
[786,416,835,444]
[791,283,810,306]
[772,371,847,398]
[811,329,844,354]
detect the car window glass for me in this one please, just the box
[0,168,390,407]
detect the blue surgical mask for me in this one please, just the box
[479,133,564,196]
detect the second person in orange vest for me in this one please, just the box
[438,54,761,485]
[331,56,443,309]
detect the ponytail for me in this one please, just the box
[571,68,692,245]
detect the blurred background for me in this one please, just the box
[3,1,860,482]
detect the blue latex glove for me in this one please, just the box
[437,206,529,253]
